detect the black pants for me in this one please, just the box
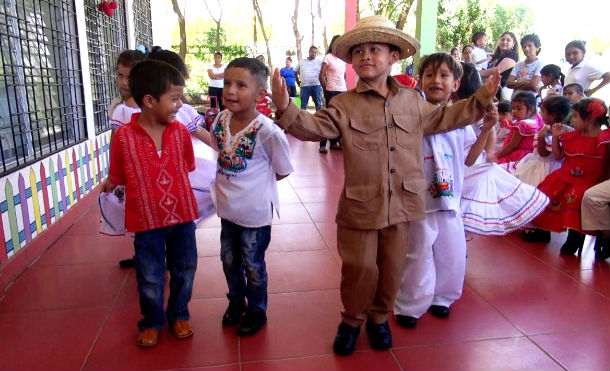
[208,86,224,111]
[320,90,343,148]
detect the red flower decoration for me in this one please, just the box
[587,99,607,120]
[98,1,118,17]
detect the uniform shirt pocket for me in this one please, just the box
[402,178,426,194]
[349,117,386,150]
[345,184,381,202]
[393,114,420,149]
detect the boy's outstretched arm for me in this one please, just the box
[483,69,501,98]
[272,68,290,113]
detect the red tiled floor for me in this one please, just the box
[530,327,610,371]
[0,307,108,370]
[391,286,522,347]
[242,351,401,370]
[271,203,313,224]
[267,223,328,252]
[195,227,222,257]
[239,290,363,362]
[267,250,340,293]
[1,139,609,370]
[0,264,128,313]
[303,202,338,223]
[392,337,564,371]
[34,234,133,266]
[82,299,239,370]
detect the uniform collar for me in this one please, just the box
[355,76,400,97]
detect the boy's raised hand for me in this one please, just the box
[481,106,499,131]
[483,68,501,98]
[272,68,290,113]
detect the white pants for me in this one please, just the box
[394,210,466,318]
[581,180,610,231]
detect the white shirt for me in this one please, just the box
[208,64,226,88]
[210,111,294,227]
[297,58,323,87]
[473,46,488,71]
[175,104,203,132]
[422,126,476,212]
[110,102,201,132]
[509,59,544,97]
[110,101,140,129]
[565,59,606,92]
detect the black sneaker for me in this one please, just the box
[333,322,360,356]
[395,314,417,328]
[119,257,136,268]
[236,308,267,336]
[222,299,246,326]
[428,305,450,319]
[365,320,392,350]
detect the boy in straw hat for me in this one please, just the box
[271,15,501,356]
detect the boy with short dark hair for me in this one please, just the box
[471,31,490,71]
[271,15,500,355]
[394,52,496,329]
[210,57,294,337]
[109,50,147,138]
[104,60,199,348]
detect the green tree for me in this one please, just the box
[436,0,533,54]
[437,0,487,52]
[185,27,249,62]
[362,0,415,30]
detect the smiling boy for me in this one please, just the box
[271,16,501,355]
[105,60,199,347]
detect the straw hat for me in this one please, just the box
[333,15,420,63]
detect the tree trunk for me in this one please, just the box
[310,0,315,47]
[203,0,223,52]
[395,0,414,30]
[318,0,327,50]
[291,0,303,62]
[253,15,257,46]
[252,0,272,69]
[170,0,186,60]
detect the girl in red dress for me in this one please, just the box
[530,98,609,255]
[494,92,544,167]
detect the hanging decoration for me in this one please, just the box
[98,1,119,17]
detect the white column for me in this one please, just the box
[74,0,96,141]
[125,0,136,49]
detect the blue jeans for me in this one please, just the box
[300,85,322,110]
[134,221,197,330]
[220,219,271,312]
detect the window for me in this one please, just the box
[133,0,153,48]
[0,0,86,174]
[84,0,127,134]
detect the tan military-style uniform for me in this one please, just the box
[278,77,494,326]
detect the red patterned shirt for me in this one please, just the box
[109,113,198,232]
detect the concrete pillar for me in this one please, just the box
[344,0,357,89]
[414,0,438,73]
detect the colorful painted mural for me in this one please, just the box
[0,132,110,263]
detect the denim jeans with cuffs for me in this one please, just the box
[220,219,271,312]
[134,221,197,330]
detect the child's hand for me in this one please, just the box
[551,123,563,137]
[101,179,116,194]
[483,68,501,97]
[272,68,290,113]
[481,106,499,131]
[486,153,498,163]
